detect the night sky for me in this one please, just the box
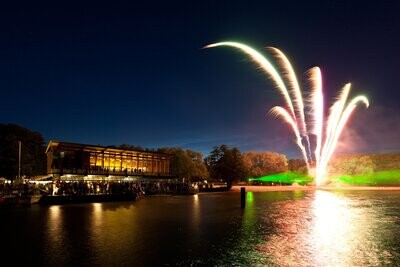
[1,1,399,158]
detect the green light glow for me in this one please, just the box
[293,190,304,200]
[248,172,313,185]
[332,170,400,185]
[248,170,400,186]
[246,192,254,203]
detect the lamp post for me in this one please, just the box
[18,141,21,182]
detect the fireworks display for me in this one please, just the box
[206,42,369,186]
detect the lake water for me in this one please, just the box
[1,190,400,266]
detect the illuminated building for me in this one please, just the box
[45,140,172,181]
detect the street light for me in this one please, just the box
[18,140,21,181]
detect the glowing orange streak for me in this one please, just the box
[205,42,296,119]
[269,106,309,170]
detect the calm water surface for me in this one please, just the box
[1,190,400,266]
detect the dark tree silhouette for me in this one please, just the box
[158,147,209,181]
[0,124,46,179]
[205,145,248,189]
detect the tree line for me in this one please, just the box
[0,124,305,187]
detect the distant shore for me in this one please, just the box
[231,185,400,192]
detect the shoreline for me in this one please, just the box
[231,185,400,192]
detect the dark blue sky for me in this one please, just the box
[1,1,400,157]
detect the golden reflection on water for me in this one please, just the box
[191,194,200,238]
[260,190,386,266]
[92,203,103,228]
[311,190,360,265]
[47,206,62,243]
[87,202,140,265]
[38,191,399,266]
[46,205,72,263]
[192,194,200,225]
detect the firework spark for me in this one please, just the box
[206,41,369,186]
[204,42,310,171]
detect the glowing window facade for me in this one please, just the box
[46,140,171,177]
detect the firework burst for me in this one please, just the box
[206,41,369,186]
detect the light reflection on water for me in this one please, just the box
[2,190,400,266]
[312,190,365,265]
[261,190,367,265]
[47,206,61,244]
[255,190,400,266]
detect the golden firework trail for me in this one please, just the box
[317,94,369,184]
[204,42,310,171]
[205,42,296,119]
[308,67,323,168]
[269,106,309,167]
[268,47,313,161]
[206,41,369,186]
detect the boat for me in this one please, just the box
[0,195,19,206]
[0,194,43,206]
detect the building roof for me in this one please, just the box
[45,140,172,157]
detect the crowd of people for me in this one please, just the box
[0,179,198,198]
[51,180,196,196]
